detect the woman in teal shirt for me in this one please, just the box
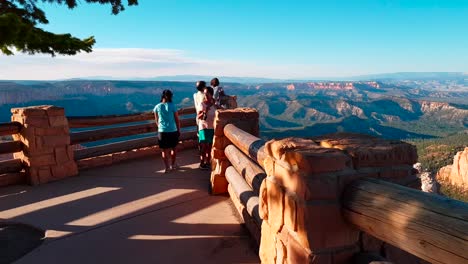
[154,90,181,173]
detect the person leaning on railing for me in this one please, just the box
[153,89,181,173]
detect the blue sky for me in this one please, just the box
[1,0,468,79]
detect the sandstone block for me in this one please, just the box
[213,136,231,150]
[265,176,285,233]
[66,145,75,160]
[48,115,68,127]
[26,167,40,185]
[44,106,65,116]
[265,138,352,174]
[284,191,298,232]
[38,167,52,182]
[41,135,70,147]
[276,237,287,264]
[22,107,48,116]
[211,147,226,160]
[262,156,310,200]
[51,161,78,178]
[55,147,70,164]
[259,222,277,264]
[35,127,67,136]
[23,116,50,128]
[210,173,228,194]
[259,178,269,220]
[26,153,56,167]
[305,173,339,200]
[298,201,359,250]
[285,232,313,264]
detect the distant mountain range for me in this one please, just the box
[1,78,467,140]
[42,72,468,84]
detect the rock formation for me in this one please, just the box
[437,147,468,190]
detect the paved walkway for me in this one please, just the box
[0,149,259,264]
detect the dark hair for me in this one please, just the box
[161,89,173,103]
[210,78,219,87]
[204,86,214,96]
[196,81,206,92]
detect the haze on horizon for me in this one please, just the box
[1,0,468,80]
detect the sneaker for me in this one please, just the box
[171,163,179,170]
[201,163,210,170]
[164,168,171,173]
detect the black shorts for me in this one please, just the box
[158,131,179,149]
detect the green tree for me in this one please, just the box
[0,0,137,56]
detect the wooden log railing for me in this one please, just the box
[70,118,196,145]
[75,130,197,160]
[0,159,23,175]
[343,178,468,264]
[0,141,22,155]
[68,107,196,128]
[69,106,198,160]
[223,124,266,165]
[221,124,267,243]
[0,121,25,185]
[0,122,22,136]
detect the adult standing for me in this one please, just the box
[194,80,206,168]
[197,86,216,169]
[154,90,181,173]
[194,81,206,120]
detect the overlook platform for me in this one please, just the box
[0,149,260,264]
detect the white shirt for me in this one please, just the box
[198,102,216,130]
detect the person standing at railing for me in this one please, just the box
[210,77,225,108]
[154,89,181,173]
[197,86,216,170]
[194,80,206,168]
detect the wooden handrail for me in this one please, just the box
[0,122,22,136]
[74,130,197,160]
[0,159,23,174]
[223,124,266,166]
[0,141,22,155]
[343,177,468,264]
[68,107,196,128]
[225,144,266,194]
[70,118,196,145]
[225,166,262,226]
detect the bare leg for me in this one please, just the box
[162,149,171,172]
[170,147,177,167]
[200,143,206,165]
[207,144,212,165]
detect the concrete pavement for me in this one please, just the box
[0,149,259,264]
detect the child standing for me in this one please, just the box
[154,90,181,173]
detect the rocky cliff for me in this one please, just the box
[437,147,468,190]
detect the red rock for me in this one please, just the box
[437,147,468,189]
[48,115,68,127]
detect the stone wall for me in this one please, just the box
[256,133,420,264]
[11,106,78,185]
[210,108,259,194]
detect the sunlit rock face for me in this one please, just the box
[437,147,468,190]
